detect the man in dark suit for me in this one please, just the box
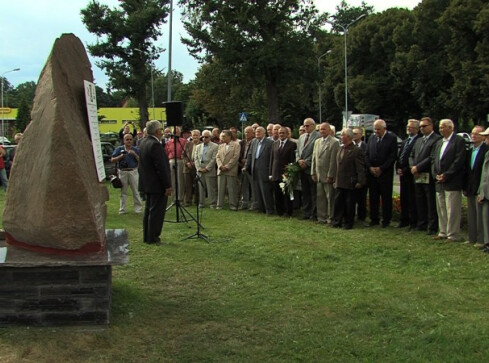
[409,117,441,235]
[352,127,367,222]
[270,126,297,216]
[246,126,274,214]
[464,125,488,245]
[431,119,467,242]
[332,128,366,229]
[139,120,173,245]
[365,119,398,227]
[396,119,420,229]
[297,118,320,220]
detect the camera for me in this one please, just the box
[121,150,128,155]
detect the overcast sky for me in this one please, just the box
[0,0,421,90]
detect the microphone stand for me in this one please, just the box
[165,127,200,227]
[182,172,209,242]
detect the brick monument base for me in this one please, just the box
[0,229,128,327]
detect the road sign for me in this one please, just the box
[239,112,248,123]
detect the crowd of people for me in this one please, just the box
[111,118,489,253]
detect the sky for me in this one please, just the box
[0,0,421,91]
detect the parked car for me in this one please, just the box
[0,136,11,145]
[457,132,472,150]
[101,142,116,179]
[100,132,120,146]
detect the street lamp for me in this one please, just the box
[1,68,20,144]
[167,0,173,102]
[326,14,366,125]
[317,50,331,123]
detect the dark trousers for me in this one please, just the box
[272,180,293,216]
[355,185,367,221]
[399,173,417,226]
[415,181,438,233]
[333,188,356,227]
[368,173,393,225]
[253,175,274,214]
[143,193,168,243]
[300,172,317,219]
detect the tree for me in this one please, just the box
[179,0,321,124]
[15,97,31,132]
[81,0,169,129]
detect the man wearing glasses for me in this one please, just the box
[409,117,442,235]
[297,118,320,220]
[111,133,143,215]
[193,130,218,208]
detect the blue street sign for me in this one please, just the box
[239,112,248,123]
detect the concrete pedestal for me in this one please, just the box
[0,229,128,327]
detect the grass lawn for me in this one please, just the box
[1,184,489,362]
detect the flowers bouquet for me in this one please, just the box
[279,162,301,200]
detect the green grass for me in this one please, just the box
[1,185,489,362]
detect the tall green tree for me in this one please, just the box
[179,0,320,124]
[81,0,169,129]
[15,97,31,133]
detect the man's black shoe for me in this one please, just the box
[395,223,409,228]
[364,221,379,227]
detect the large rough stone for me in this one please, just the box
[2,33,108,254]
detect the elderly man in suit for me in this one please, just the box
[464,125,488,246]
[431,119,466,242]
[239,126,256,210]
[297,118,320,220]
[409,117,441,235]
[477,127,489,251]
[396,119,420,229]
[193,130,218,208]
[352,127,367,222]
[332,128,366,229]
[246,126,275,214]
[183,129,201,207]
[311,122,340,224]
[365,119,398,227]
[270,126,297,216]
[216,130,241,210]
[139,120,172,245]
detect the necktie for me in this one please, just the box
[304,133,310,146]
[201,144,207,163]
[279,141,284,149]
[399,137,412,164]
[256,141,262,159]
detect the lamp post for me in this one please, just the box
[1,68,20,144]
[167,0,173,102]
[327,14,366,124]
[317,50,331,123]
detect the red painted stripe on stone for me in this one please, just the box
[5,232,105,256]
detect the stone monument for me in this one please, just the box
[2,33,108,254]
[0,34,125,326]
